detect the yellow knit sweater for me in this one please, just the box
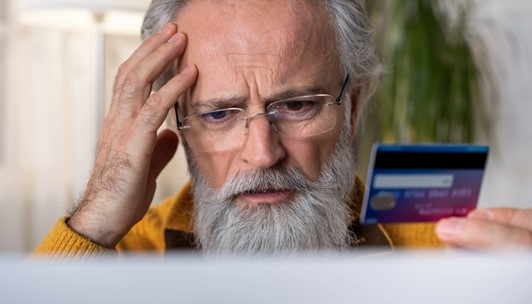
[34,180,443,258]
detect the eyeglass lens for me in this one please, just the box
[181,95,340,152]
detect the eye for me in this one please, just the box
[284,101,305,111]
[204,110,228,120]
[273,100,317,111]
[271,99,321,121]
[199,108,242,129]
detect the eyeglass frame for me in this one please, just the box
[173,75,350,131]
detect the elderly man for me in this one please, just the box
[35,0,532,257]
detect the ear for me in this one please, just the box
[349,88,360,141]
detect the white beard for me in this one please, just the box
[187,128,357,256]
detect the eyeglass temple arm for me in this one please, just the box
[335,75,350,105]
[174,103,183,129]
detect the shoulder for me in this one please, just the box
[118,184,194,252]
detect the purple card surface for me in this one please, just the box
[360,144,489,224]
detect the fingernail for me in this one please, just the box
[158,23,173,34]
[468,210,494,221]
[436,218,463,238]
[168,33,183,44]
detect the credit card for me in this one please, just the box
[360,144,489,224]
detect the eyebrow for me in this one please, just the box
[265,86,329,102]
[190,97,247,112]
[190,85,329,112]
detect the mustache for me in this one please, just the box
[219,168,315,201]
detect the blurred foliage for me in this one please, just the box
[366,0,486,143]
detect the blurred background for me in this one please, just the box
[1,0,532,252]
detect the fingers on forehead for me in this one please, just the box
[132,23,178,62]
[132,66,198,134]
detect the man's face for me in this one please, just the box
[174,0,357,254]
[176,0,349,196]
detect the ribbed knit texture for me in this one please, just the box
[33,181,443,257]
[32,218,113,259]
[382,223,443,248]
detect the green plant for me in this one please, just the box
[369,0,484,143]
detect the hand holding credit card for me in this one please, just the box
[360,144,489,224]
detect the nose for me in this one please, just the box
[239,114,285,169]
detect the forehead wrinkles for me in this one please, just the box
[179,0,339,80]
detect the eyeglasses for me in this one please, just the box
[174,75,350,152]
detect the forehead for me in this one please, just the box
[176,0,340,98]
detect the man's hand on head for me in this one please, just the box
[67,23,197,248]
[436,208,532,250]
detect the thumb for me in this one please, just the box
[149,128,179,179]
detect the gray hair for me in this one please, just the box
[141,0,381,122]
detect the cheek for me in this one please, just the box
[192,150,239,189]
[287,114,345,181]
[281,133,340,182]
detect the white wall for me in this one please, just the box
[0,0,190,251]
[471,0,532,208]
